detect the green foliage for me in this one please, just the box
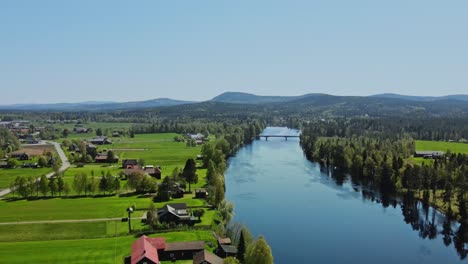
[193,208,205,221]
[182,158,197,192]
[245,236,273,264]
[7,159,17,168]
[127,172,157,193]
[0,127,20,151]
[106,150,116,163]
[223,257,240,264]
[146,203,158,230]
[155,176,172,202]
[39,175,49,197]
[218,200,234,224]
[73,172,88,195]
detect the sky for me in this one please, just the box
[1,1,467,104]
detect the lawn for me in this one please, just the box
[0,230,216,264]
[0,167,53,190]
[0,220,147,242]
[416,140,468,154]
[0,193,205,222]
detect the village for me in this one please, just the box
[0,121,253,264]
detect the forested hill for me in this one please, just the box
[155,95,468,119]
[371,93,468,102]
[0,98,194,111]
[2,93,468,120]
[211,91,315,104]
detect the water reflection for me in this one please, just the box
[324,166,468,259]
[226,128,467,263]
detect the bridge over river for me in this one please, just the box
[257,133,301,141]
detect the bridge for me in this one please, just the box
[257,134,301,141]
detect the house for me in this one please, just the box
[171,183,185,199]
[112,132,120,137]
[215,245,238,258]
[10,152,30,160]
[22,163,38,168]
[414,151,444,159]
[124,166,141,177]
[86,143,98,157]
[186,133,204,140]
[162,241,206,261]
[0,161,8,168]
[90,136,112,145]
[193,250,223,264]
[195,188,208,199]
[127,235,162,264]
[95,152,119,163]
[217,238,231,246]
[124,236,205,264]
[122,159,138,169]
[144,165,162,179]
[69,143,79,152]
[158,203,193,223]
[75,127,91,134]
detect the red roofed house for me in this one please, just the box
[130,235,161,264]
[125,236,205,264]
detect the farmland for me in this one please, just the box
[0,167,52,190]
[0,132,217,262]
[0,230,216,264]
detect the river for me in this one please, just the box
[225,127,467,264]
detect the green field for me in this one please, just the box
[0,167,52,190]
[416,140,468,154]
[0,193,206,222]
[0,220,148,242]
[0,230,216,264]
[0,132,218,263]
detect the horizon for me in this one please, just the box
[2,91,468,106]
[1,1,467,104]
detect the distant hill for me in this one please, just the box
[2,92,468,118]
[211,92,317,104]
[371,93,468,102]
[0,98,194,111]
[155,93,468,119]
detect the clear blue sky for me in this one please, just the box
[1,1,467,104]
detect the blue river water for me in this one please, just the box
[225,127,466,264]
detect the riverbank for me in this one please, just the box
[226,127,466,263]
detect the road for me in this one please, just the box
[0,141,71,197]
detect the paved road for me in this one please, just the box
[0,141,70,197]
[0,215,145,225]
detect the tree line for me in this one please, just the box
[10,171,121,198]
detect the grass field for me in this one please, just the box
[0,167,52,190]
[416,140,468,154]
[0,220,147,242]
[0,132,218,263]
[0,193,206,222]
[0,230,216,264]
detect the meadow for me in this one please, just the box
[0,230,215,264]
[0,132,217,263]
[0,167,52,190]
[416,140,468,154]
